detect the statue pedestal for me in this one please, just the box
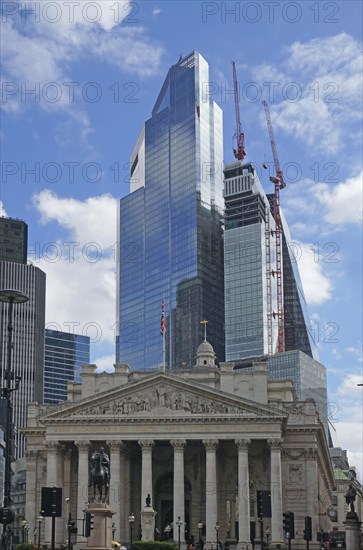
[85,503,115,550]
[141,507,157,541]
[343,512,361,550]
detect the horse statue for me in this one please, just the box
[89,448,110,503]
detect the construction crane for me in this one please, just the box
[262,100,286,354]
[232,61,246,161]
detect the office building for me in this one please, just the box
[117,51,224,370]
[44,329,90,404]
[0,261,46,458]
[0,217,28,264]
[224,162,318,361]
[224,162,277,360]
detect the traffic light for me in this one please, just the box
[257,490,272,518]
[85,512,95,537]
[283,511,295,539]
[303,516,312,541]
[0,507,15,525]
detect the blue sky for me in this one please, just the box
[1,1,362,471]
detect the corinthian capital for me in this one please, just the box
[45,441,59,455]
[202,439,219,451]
[106,440,124,452]
[75,440,90,453]
[170,439,187,451]
[235,439,251,451]
[138,439,155,451]
[267,438,283,450]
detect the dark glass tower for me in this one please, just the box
[116,52,224,370]
[0,217,28,264]
[44,329,90,404]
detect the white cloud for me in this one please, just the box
[314,172,363,225]
[93,354,116,373]
[32,190,118,346]
[152,8,162,16]
[295,241,334,305]
[253,33,363,155]
[0,202,8,217]
[337,374,363,396]
[1,1,163,116]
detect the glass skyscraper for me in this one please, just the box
[117,52,225,370]
[44,329,90,404]
[224,163,318,361]
[224,162,277,360]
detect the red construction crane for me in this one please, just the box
[232,61,246,161]
[262,100,286,354]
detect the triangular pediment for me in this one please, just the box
[41,372,285,423]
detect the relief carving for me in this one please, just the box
[289,463,303,482]
[76,385,244,417]
[282,448,306,460]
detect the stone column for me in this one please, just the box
[75,440,90,544]
[138,440,154,507]
[44,442,61,544]
[306,449,318,538]
[61,449,73,548]
[235,439,251,548]
[107,440,123,541]
[268,439,283,546]
[123,446,132,540]
[25,450,38,539]
[171,439,187,543]
[203,439,219,549]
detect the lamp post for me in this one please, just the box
[128,513,135,549]
[215,523,220,549]
[164,524,171,541]
[21,520,28,543]
[198,521,203,543]
[36,514,43,550]
[176,516,183,550]
[265,527,270,550]
[0,289,29,550]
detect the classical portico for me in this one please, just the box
[23,354,336,550]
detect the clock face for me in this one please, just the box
[328,508,337,520]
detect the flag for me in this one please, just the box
[160,300,166,337]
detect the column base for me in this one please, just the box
[204,540,218,550]
[237,541,251,550]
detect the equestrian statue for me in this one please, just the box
[89,447,110,503]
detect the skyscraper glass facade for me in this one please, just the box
[224,163,277,360]
[44,329,90,404]
[268,350,328,438]
[117,52,224,370]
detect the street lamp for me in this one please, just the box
[265,527,271,550]
[0,289,29,550]
[198,521,203,543]
[21,520,29,543]
[128,513,135,548]
[176,516,183,550]
[164,524,171,541]
[36,514,43,550]
[215,523,220,549]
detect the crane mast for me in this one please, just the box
[232,61,246,161]
[262,100,285,354]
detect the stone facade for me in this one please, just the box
[23,358,337,549]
